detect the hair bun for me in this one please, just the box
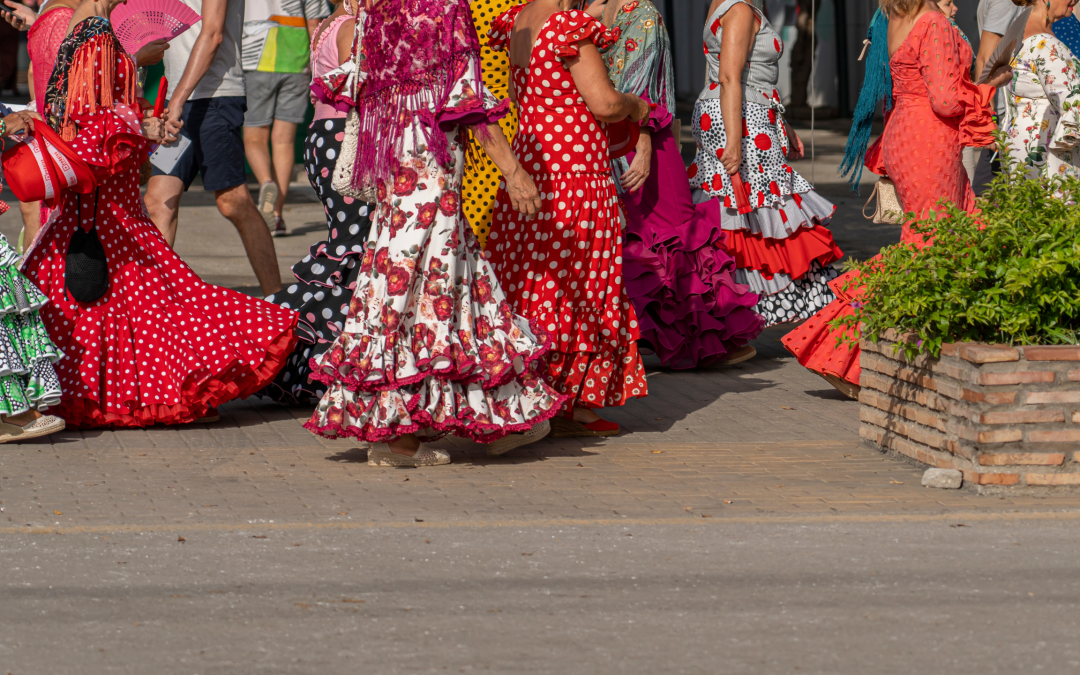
[1010,0,1034,7]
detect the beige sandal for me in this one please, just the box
[0,415,65,443]
[367,443,451,467]
[486,419,551,456]
[716,345,756,366]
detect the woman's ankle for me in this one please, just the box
[3,409,43,427]
[388,433,421,456]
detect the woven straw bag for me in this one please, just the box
[331,108,375,201]
[863,178,903,224]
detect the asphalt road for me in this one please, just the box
[2,515,1078,674]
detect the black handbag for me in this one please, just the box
[65,189,109,303]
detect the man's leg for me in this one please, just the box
[270,119,298,216]
[145,175,186,247]
[242,71,280,227]
[214,184,282,295]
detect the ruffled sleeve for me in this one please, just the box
[959,81,997,148]
[915,16,969,119]
[67,103,148,179]
[437,56,512,130]
[551,10,616,61]
[488,4,527,52]
[1035,37,1080,150]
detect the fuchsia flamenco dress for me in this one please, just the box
[782,14,994,389]
[25,18,299,428]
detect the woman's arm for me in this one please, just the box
[917,17,967,118]
[335,17,355,65]
[475,123,541,215]
[716,2,756,175]
[567,41,649,123]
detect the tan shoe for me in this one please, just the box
[367,443,451,467]
[716,345,757,366]
[0,415,65,443]
[486,419,551,456]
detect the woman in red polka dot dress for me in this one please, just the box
[486,0,652,437]
[688,0,842,328]
[23,3,299,429]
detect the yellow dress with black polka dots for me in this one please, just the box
[463,0,524,249]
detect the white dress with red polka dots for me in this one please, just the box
[688,0,842,327]
[25,20,300,428]
[486,7,648,410]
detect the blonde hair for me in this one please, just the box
[880,0,927,18]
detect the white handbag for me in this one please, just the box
[331,108,375,201]
[862,178,903,224]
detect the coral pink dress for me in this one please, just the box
[486,7,648,410]
[782,13,993,387]
[27,6,74,103]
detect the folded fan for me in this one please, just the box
[111,0,201,56]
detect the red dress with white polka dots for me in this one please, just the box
[486,7,647,410]
[25,19,299,428]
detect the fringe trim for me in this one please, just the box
[59,33,138,142]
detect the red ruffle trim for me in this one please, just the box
[58,329,299,429]
[723,225,843,281]
[487,4,526,51]
[551,10,616,59]
[302,370,569,445]
[544,342,648,410]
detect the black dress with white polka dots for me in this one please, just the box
[259,118,374,404]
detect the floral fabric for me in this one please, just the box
[305,50,563,443]
[1005,33,1080,179]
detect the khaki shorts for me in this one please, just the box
[243,71,311,127]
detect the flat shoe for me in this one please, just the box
[486,419,551,456]
[194,408,220,424]
[550,415,620,438]
[0,415,65,443]
[367,443,451,467]
[716,345,756,366]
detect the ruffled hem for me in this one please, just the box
[781,295,861,385]
[716,190,837,239]
[722,225,843,284]
[439,97,512,130]
[624,234,764,370]
[748,261,839,327]
[303,373,567,444]
[0,357,63,416]
[57,329,298,429]
[544,343,648,409]
[308,314,556,395]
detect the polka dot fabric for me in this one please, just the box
[486,7,648,410]
[260,117,373,404]
[23,111,300,429]
[462,0,524,248]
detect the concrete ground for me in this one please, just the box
[1,125,1078,674]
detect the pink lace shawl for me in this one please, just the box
[349,0,482,186]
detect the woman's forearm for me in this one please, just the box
[719,83,742,151]
[476,123,523,179]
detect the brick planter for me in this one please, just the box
[859,330,1080,491]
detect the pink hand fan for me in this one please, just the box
[111,0,201,56]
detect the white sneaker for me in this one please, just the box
[486,419,551,456]
[257,180,278,228]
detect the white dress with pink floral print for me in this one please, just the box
[304,57,564,443]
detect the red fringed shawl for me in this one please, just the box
[349,0,482,187]
[44,17,138,142]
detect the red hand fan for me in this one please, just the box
[111,0,201,56]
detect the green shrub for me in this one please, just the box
[835,138,1080,360]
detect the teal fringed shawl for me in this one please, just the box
[839,9,893,192]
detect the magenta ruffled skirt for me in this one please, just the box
[619,123,764,369]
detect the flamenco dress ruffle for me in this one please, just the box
[619,105,764,368]
[689,99,842,326]
[260,118,373,404]
[24,107,299,428]
[0,235,63,414]
[304,67,565,443]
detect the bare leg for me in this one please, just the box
[145,174,185,247]
[270,119,298,216]
[243,125,274,188]
[388,433,422,456]
[214,184,283,295]
[18,201,41,249]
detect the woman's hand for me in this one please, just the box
[720,144,741,176]
[0,0,36,30]
[984,66,1013,90]
[786,128,805,161]
[628,95,650,122]
[503,165,542,216]
[1,111,39,138]
[584,0,607,18]
[141,117,166,143]
[621,129,651,192]
[134,39,169,67]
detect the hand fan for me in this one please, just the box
[111,0,202,56]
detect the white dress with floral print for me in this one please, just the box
[304,58,564,443]
[1005,34,1080,179]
